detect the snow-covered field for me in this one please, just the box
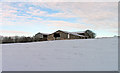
[0,43,2,72]
[2,37,118,71]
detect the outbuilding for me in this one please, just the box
[47,30,88,41]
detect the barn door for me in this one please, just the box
[68,34,70,39]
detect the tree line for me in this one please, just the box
[1,36,31,44]
[0,36,47,44]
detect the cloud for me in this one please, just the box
[27,7,47,16]
[47,12,76,18]
[0,30,31,34]
[1,2,118,37]
[0,0,119,2]
[45,20,88,29]
[2,4,20,21]
[0,3,2,25]
[34,2,118,31]
[0,30,32,36]
[39,2,117,18]
[1,4,43,25]
[31,2,117,20]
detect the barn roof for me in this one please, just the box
[37,32,49,35]
[58,30,86,37]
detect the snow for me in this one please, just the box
[0,42,2,72]
[2,37,118,71]
[37,32,49,35]
[58,30,85,37]
[68,32,85,37]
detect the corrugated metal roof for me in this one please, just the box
[58,30,86,37]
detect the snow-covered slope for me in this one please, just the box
[2,37,118,71]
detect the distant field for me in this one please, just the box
[2,37,118,71]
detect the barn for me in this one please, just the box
[47,30,88,41]
[34,32,49,41]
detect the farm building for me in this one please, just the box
[47,30,90,41]
[33,32,49,41]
